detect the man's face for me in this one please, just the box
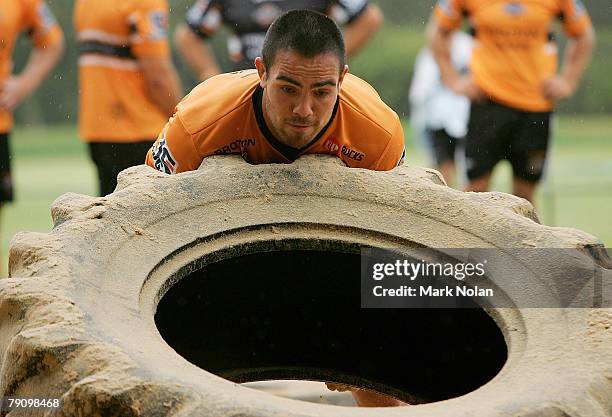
[255,49,348,149]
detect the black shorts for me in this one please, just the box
[429,128,461,166]
[465,100,551,183]
[88,141,154,196]
[0,133,13,203]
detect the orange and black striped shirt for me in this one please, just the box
[74,0,171,142]
[434,0,592,112]
[146,71,405,173]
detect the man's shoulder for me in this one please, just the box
[339,73,400,136]
[176,70,260,135]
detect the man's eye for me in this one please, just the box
[281,86,296,94]
[314,90,331,97]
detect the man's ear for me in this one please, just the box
[338,64,349,89]
[254,57,267,87]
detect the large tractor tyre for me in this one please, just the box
[1,155,611,416]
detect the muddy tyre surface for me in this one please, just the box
[1,155,611,416]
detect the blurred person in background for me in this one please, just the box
[409,30,472,187]
[174,0,384,81]
[74,0,182,196]
[428,0,594,203]
[0,0,64,255]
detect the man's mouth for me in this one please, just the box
[288,123,312,129]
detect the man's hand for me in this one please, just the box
[325,382,408,407]
[325,382,353,392]
[0,76,32,112]
[449,74,485,102]
[541,75,574,102]
[0,38,65,112]
[542,28,595,102]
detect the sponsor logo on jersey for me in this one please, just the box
[504,2,525,16]
[324,137,340,153]
[151,135,178,174]
[213,138,256,155]
[341,145,365,161]
[149,11,169,40]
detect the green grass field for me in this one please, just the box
[2,118,611,276]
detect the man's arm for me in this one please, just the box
[139,56,183,117]
[174,23,222,81]
[541,27,595,101]
[342,4,384,58]
[326,383,407,407]
[0,38,65,112]
[427,19,483,101]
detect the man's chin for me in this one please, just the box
[282,130,315,148]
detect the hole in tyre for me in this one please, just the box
[155,247,507,405]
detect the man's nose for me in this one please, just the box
[293,95,313,119]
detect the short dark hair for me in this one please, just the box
[262,9,346,73]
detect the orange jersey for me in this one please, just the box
[74,0,171,142]
[434,0,592,112]
[146,71,405,173]
[0,0,62,132]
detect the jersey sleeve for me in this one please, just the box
[374,118,406,171]
[559,0,592,37]
[432,0,464,31]
[22,0,63,48]
[185,0,223,39]
[329,0,368,25]
[146,114,203,174]
[128,0,170,57]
